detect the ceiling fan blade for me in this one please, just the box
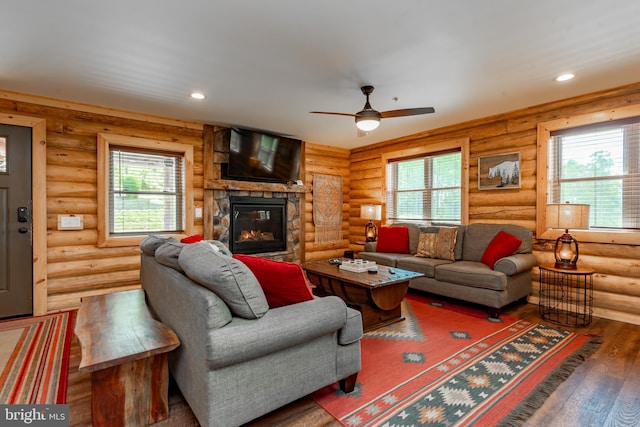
[310,111,357,117]
[380,107,435,118]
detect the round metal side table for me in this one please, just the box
[538,264,595,327]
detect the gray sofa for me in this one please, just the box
[359,223,536,317]
[139,238,362,427]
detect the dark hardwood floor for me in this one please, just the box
[67,294,640,426]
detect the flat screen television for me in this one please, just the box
[221,127,301,183]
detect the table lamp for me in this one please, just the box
[546,202,590,269]
[360,204,382,242]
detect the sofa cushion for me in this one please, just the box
[233,254,314,308]
[207,240,233,257]
[390,222,422,254]
[140,235,178,256]
[397,256,452,278]
[179,242,269,319]
[206,296,349,369]
[435,261,508,291]
[462,223,533,262]
[435,226,458,261]
[415,233,438,258]
[155,240,185,272]
[357,251,406,267]
[481,231,522,269]
[422,225,466,260]
[376,226,410,254]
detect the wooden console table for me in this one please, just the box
[301,260,423,331]
[74,289,180,426]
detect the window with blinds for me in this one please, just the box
[548,117,640,231]
[386,151,461,223]
[109,147,184,234]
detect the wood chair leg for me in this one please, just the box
[339,373,358,393]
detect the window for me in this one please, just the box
[537,105,640,245]
[383,138,469,224]
[549,119,639,230]
[98,133,194,247]
[110,148,184,234]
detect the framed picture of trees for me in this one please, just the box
[478,152,520,190]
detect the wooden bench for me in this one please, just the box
[74,289,180,426]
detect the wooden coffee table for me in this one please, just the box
[301,260,423,331]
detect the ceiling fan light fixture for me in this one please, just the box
[355,108,381,131]
[355,116,380,131]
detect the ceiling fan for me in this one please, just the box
[311,85,435,132]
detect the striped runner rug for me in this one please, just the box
[313,293,601,426]
[0,310,75,404]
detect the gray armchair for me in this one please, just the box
[140,249,362,427]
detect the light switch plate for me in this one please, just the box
[57,214,84,230]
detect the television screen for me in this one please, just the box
[224,128,301,183]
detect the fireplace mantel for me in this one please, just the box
[205,179,310,193]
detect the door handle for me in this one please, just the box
[19,227,28,233]
[17,207,29,223]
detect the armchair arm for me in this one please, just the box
[207,296,354,369]
[364,242,377,252]
[494,253,537,275]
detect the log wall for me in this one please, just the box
[303,142,351,261]
[350,82,640,325]
[0,91,204,312]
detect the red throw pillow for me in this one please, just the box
[181,234,204,244]
[233,254,314,308]
[376,226,410,254]
[481,231,522,269]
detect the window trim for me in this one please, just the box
[536,104,640,245]
[381,137,470,224]
[97,133,194,247]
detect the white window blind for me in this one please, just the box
[386,151,461,223]
[549,117,640,231]
[109,147,184,234]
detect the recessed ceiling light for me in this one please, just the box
[555,73,575,82]
[190,92,205,100]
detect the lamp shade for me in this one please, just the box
[546,203,590,230]
[360,204,382,220]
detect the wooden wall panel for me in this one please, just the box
[349,82,640,325]
[0,92,204,312]
[303,142,351,262]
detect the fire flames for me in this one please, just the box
[239,230,275,241]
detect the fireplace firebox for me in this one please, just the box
[229,197,287,254]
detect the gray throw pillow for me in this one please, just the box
[205,240,233,257]
[155,241,186,272]
[179,242,268,319]
[140,235,178,256]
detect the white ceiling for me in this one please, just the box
[3,1,640,149]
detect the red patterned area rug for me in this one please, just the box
[312,293,601,426]
[0,311,75,404]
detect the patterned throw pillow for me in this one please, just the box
[415,233,438,258]
[435,227,458,261]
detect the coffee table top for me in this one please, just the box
[301,259,423,289]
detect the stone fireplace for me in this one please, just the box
[209,187,304,261]
[204,126,308,262]
[229,196,287,254]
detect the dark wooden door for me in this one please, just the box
[0,124,33,318]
